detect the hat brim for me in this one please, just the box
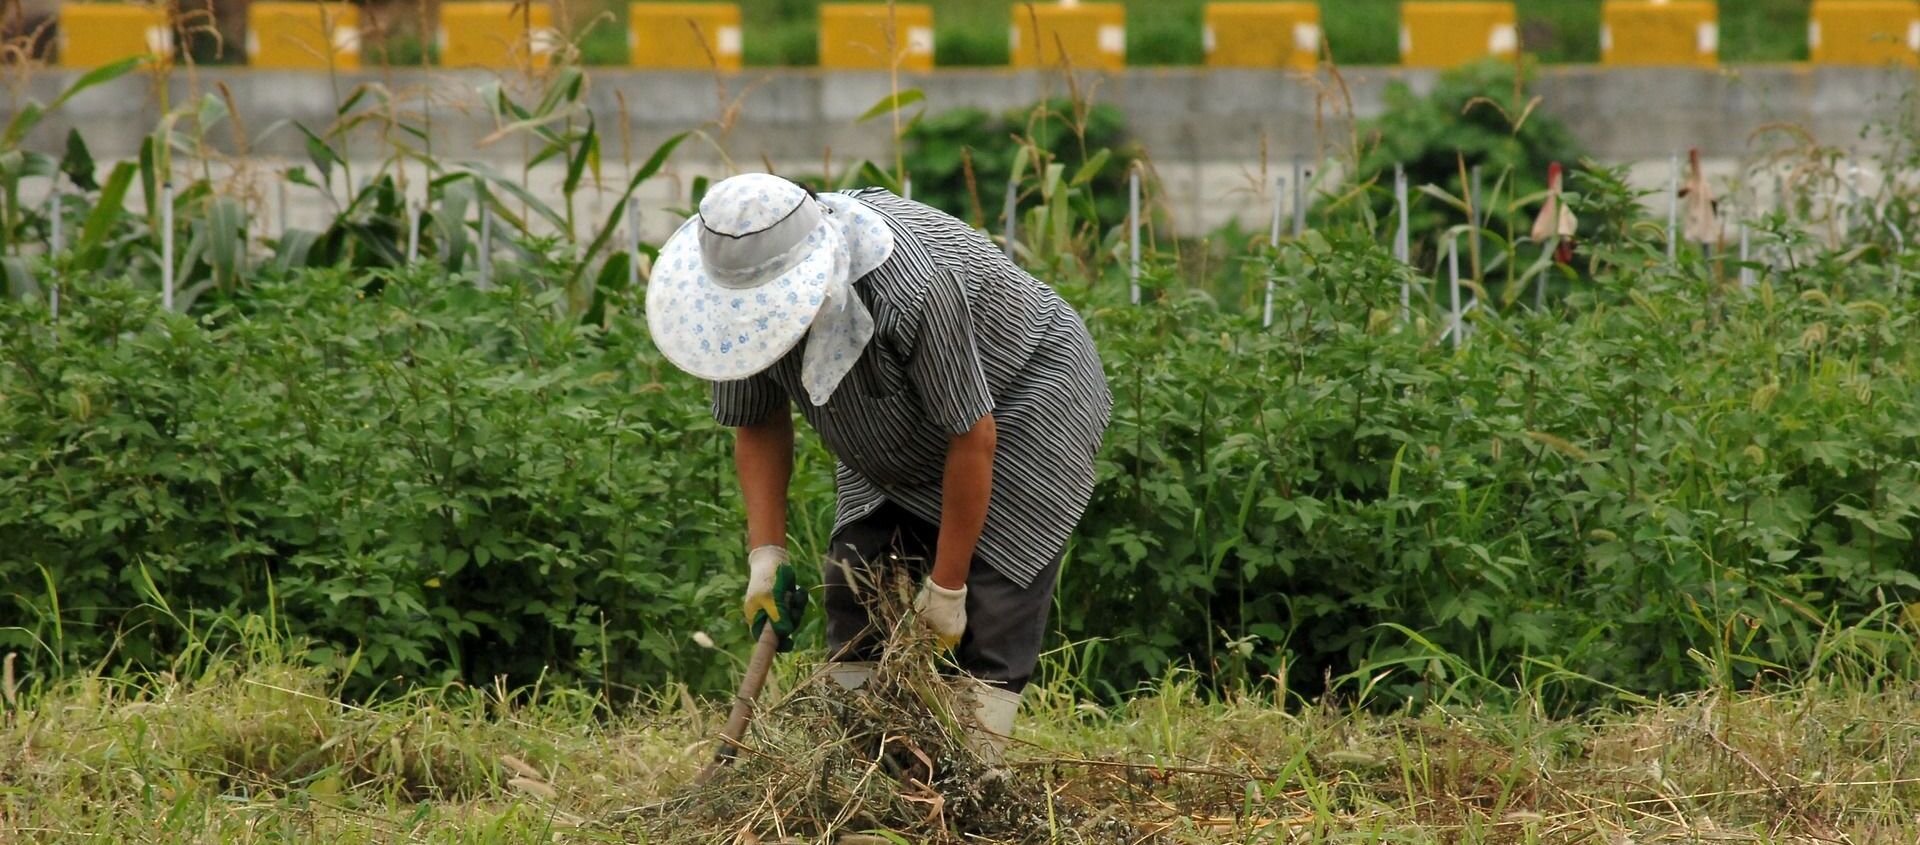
[646,216,843,382]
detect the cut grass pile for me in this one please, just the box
[5,640,1920,843]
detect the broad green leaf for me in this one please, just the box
[74,161,137,271]
[857,88,925,124]
[59,129,97,191]
[296,123,339,187]
[1069,148,1112,187]
[2,56,140,148]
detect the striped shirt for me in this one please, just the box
[712,188,1113,588]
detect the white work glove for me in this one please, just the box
[913,578,968,649]
[742,545,789,626]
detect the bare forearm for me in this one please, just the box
[735,414,794,548]
[932,414,996,590]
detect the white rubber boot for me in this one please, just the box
[964,683,1023,765]
[828,661,874,691]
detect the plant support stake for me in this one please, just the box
[1395,164,1410,321]
[49,179,62,321]
[162,182,175,312]
[1739,224,1754,290]
[1448,233,1463,351]
[278,179,289,236]
[1469,165,1482,277]
[406,203,421,263]
[1127,165,1141,305]
[1001,175,1018,259]
[1666,152,1679,262]
[1536,259,1547,311]
[628,202,643,293]
[1845,164,1863,235]
[478,199,493,289]
[48,179,63,254]
[1890,220,1906,291]
[1265,173,1284,329]
[1291,157,1307,236]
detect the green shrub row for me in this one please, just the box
[7,203,1918,705]
[1071,224,1920,704]
[0,274,835,697]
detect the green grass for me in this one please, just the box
[6,637,1920,843]
[570,0,1816,67]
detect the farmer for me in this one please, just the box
[645,173,1112,759]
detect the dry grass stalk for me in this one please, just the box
[621,568,1150,845]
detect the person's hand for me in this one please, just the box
[744,546,807,652]
[913,578,967,649]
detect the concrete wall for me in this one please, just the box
[11,64,1914,234]
[21,65,1913,159]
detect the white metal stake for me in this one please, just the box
[478,200,493,289]
[1269,174,1287,247]
[903,175,913,203]
[1890,220,1906,291]
[1291,158,1307,236]
[1395,164,1410,321]
[1001,176,1018,259]
[49,179,62,322]
[1738,224,1753,289]
[1666,153,1680,262]
[1469,165,1482,276]
[1845,164,1863,236]
[1448,233,1463,351]
[49,178,63,253]
[161,182,175,312]
[406,203,421,263]
[1393,165,1409,262]
[1264,174,1284,329]
[627,202,643,293]
[1127,166,1141,305]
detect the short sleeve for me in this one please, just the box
[712,373,789,427]
[908,270,995,436]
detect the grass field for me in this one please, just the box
[577,0,1814,66]
[6,639,1919,844]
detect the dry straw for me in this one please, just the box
[615,569,1149,845]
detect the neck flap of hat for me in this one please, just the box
[799,193,899,406]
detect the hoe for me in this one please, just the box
[694,625,782,786]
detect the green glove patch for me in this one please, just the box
[750,563,809,653]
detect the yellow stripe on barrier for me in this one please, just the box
[1204,2,1320,70]
[821,3,934,72]
[631,3,741,70]
[438,2,557,69]
[1810,0,1920,65]
[58,4,172,68]
[1602,0,1718,67]
[248,2,360,70]
[1011,2,1125,71]
[1399,2,1518,69]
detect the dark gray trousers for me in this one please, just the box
[824,502,1062,693]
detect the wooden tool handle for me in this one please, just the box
[694,625,781,786]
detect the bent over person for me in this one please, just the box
[645,173,1112,759]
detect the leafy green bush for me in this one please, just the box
[12,192,1920,708]
[1062,195,1920,705]
[0,271,834,697]
[902,99,1138,234]
[1342,61,1587,269]
[8,58,1918,712]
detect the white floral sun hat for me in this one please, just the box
[646,174,895,404]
